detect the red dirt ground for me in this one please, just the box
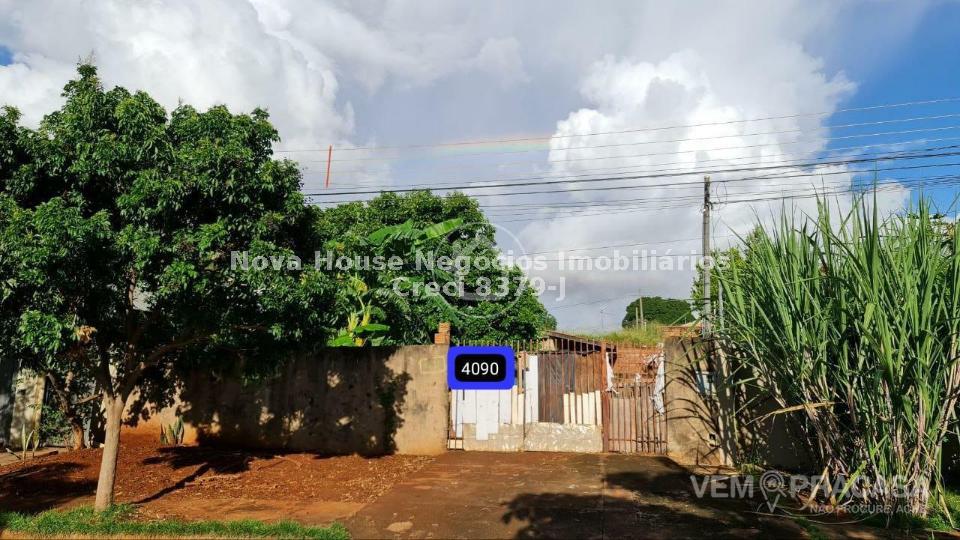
[0,433,433,522]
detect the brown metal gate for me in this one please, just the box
[536,351,604,424]
[603,380,666,454]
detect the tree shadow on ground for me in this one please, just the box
[0,462,92,513]
[1,347,419,512]
[127,347,415,503]
[134,445,263,504]
[501,456,893,539]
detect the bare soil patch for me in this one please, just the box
[0,433,433,523]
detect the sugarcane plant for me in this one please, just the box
[713,196,960,519]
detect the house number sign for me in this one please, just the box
[447,346,514,390]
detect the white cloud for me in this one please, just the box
[0,0,352,151]
[0,53,73,126]
[508,19,912,330]
[468,38,529,87]
[0,0,527,141]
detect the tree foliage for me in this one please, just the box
[314,191,556,343]
[621,296,692,327]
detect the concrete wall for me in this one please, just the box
[7,369,45,450]
[461,423,523,451]
[663,337,730,466]
[662,337,813,470]
[130,345,449,455]
[736,387,814,471]
[459,423,602,453]
[0,358,18,448]
[523,423,602,452]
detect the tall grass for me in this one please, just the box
[714,197,960,517]
[586,323,665,346]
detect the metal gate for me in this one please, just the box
[537,351,604,424]
[603,380,666,453]
[447,334,667,454]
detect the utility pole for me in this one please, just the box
[703,174,735,466]
[638,294,645,330]
[634,305,639,329]
[702,175,711,339]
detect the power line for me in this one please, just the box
[495,176,946,217]
[306,147,960,200]
[476,168,936,212]
[301,137,960,187]
[305,137,960,191]
[489,175,960,223]
[304,149,960,200]
[549,297,628,309]
[522,234,740,255]
[277,97,960,154]
[476,169,897,210]
[307,124,960,163]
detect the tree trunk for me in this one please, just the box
[69,416,84,450]
[94,395,125,512]
[45,371,84,450]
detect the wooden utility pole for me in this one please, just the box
[702,175,711,339]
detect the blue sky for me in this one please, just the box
[833,2,960,108]
[819,1,960,214]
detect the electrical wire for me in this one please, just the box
[277,97,960,154]
[304,137,960,191]
[303,124,960,164]
[488,175,960,224]
[304,150,960,201]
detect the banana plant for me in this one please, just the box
[327,218,463,346]
[328,275,390,347]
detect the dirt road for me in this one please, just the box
[346,452,804,539]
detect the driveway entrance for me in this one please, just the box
[448,337,668,455]
[345,452,803,539]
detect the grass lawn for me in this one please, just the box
[0,505,349,539]
[845,488,960,533]
[921,489,960,532]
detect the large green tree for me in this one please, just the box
[0,66,335,510]
[315,191,555,343]
[621,296,693,327]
